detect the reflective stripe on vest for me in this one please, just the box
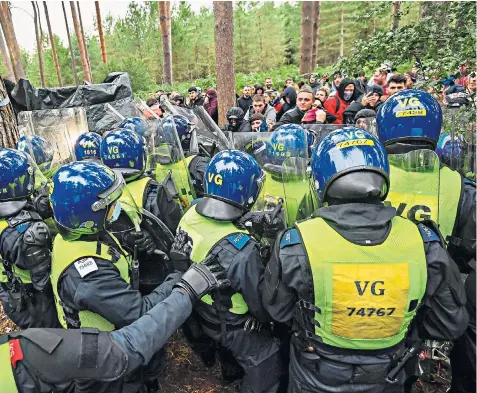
[178,205,248,314]
[438,167,462,241]
[155,157,195,208]
[51,235,130,330]
[0,342,18,393]
[296,216,427,350]
[0,220,32,285]
[125,177,152,210]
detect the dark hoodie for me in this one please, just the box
[342,84,384,125]
[204,89,218,124]
[323,79,359,124]
[277,86,297,121]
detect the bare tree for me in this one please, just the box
[311,1,321,69]
[32,1,46,87]
[44,2,62,86]
[392,1,401,34]
[76,1,91,79]
[0,25,14,81]
[0,76,19,148]
[339,2,344,57]
[299,1,314,75]
[69,1,91,83]
[95,1,107,63]
[213,1,235,126]
[0,2,25,80]
[62,2,79,85]
[158,1,173,84]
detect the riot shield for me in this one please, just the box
[147,115,196,210]
[385,150,440,224]
[355,118,377,136]
[441,107,476,179]
[303,124,341,150]
[159,95,231,155]
[18,108,88,178]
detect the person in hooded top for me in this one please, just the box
[323,79,359,125]
[204,89,219,124]
[342,84,385,125]
[277,85,297,122]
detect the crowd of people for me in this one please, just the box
[144,62,477,135]
[0,61,475,393]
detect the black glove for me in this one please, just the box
[32,195,53,220]
[174,255,230,302]
[237,211,285,239]
[124,230,156,255]
[170,229,193,272]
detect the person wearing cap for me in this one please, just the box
[261,128,468,393]
[187,87,205,108]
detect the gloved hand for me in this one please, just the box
[174,255,230,302]
[170,229,193,272]
[124,230,156,255]
[237,211,285,239]
[32,195,53,220]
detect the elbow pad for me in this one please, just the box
[24,221,52,290]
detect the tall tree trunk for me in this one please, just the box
[0,2,25,80]
[32,2,46,87]
[0,76,19,148]
[44,2,62,86]
[69,1,91,83]
[311,1,321,69]
[95,1,107,63]
[392,1,401,34]
[339,2,344,57]
[299,1,314,75]
[0,26,14,81]
[62,2,78,85]
[76,1,91,80]
[213,1,235,126]
[158,2,173,84]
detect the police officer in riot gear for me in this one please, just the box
[261,128,468,393]
[49,161,175,393]
[0,149,59,329]
[101,128,182,233]
[376,90,476,274]
[0,255,228,393]
[161,115,210,197]
[120,116,150,140]
[101,128,182,294]
[74,132,102,163]
[172,150,283,393]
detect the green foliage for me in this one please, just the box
[337,2,476,80]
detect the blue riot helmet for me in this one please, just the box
[311,127,390,203]
[267,124,308,165]
[100,129,147,182]
[51,161,126,241]
[0,149,37,217]
[376,90,442,154]
[74,132,102,161]
[119,117,149,139]
[436,132,464,168]
[162,115,192,153]
[196,150,266,221]
[17,135,54,172]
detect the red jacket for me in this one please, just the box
[323,95,350,125]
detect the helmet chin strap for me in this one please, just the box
[386,141,436,155]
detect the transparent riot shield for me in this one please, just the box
[147,115,196,210]
[18,108,88,178]
[442,106,476,179]
[303,124,341,151]
[355,118,377,136]
[159,95,231,155]
[385,150,440,224]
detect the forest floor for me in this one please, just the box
[0,305,450,393]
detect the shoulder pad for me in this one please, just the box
[7,210,42,228]
[24,221,51,246]
[280,229,301,249]
[226,233,250,250]
[417,223,440,243]
[464,178,476,187]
